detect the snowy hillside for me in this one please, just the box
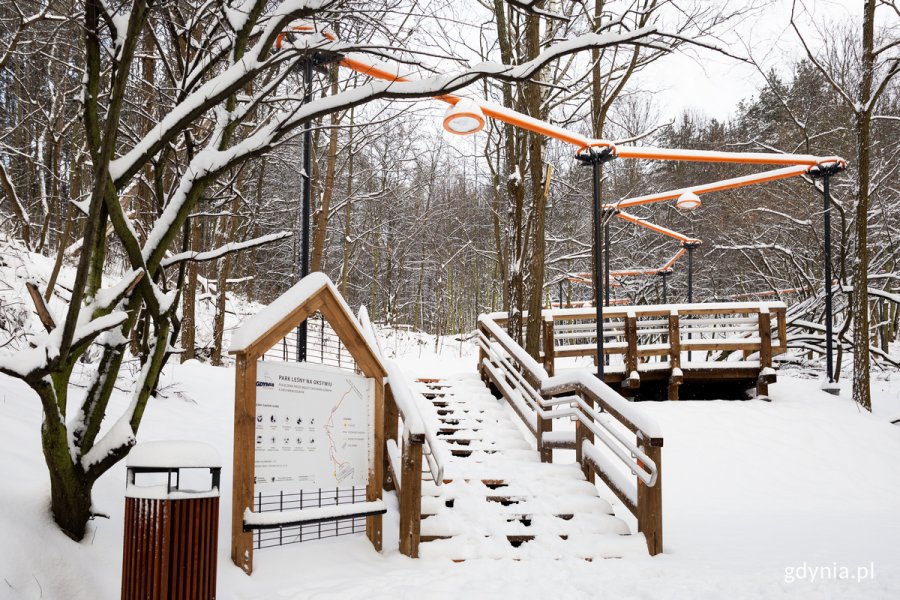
[1,238,900,598]
[2,336,900,598]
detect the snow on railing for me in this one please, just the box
[475,328,659,486]
[243,500,387,529]
[357,307,446,485]
[477,312,664,555]
[542,370,662,440]
[477,314,549,381]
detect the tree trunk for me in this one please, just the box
[524,5,548,359]
[41,403,93,540]
[181,218,203,362]
[340,109,355,298]
[852,0,875,411]
[310,64,340,272]
[211,255,231,366]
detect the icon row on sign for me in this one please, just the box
[256,415,316,425]
[256,435,316,446]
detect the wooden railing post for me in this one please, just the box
[541,317,555,377]
[533,369,552,463]
[776,307,787,354]
[757,309,773,397]
[574,391,594,483]
[478,322,489,383]
[667,311,682,401]
[398,433,422,558]
[624,312,640,391]
[637,441,663,556]
[383,385,399,491]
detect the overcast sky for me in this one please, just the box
[641,0,884,122]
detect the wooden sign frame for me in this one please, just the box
[229,275,386,575]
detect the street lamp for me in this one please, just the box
[575,144,617,380]
[809,160,846,392]
[443,99,486,135]
[676,190,702,211]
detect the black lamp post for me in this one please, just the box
[809,161,844,386]
[576,147,617,380]
[604,215,613,307]
[293,49,344,362]
[297,58,313,362]
[681,240,701,362]
[658,269,671,304]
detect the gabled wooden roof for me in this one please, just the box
[229,273,386,380]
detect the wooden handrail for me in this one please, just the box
[358,307,449,559]
[477,315,664,556]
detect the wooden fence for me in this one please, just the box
[477,316,664,555]
[492,302,787,398]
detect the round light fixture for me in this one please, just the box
[443,98,486,136]
[676,191,702,211]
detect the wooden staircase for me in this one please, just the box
[408,374,648,560]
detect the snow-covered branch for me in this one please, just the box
[161,231,293,267]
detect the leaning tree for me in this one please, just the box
[0,0,683,540]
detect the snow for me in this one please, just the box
[126,485,220,501]
[160,232,292,268]
[244,500,386,528]
[126,440,221,469]
[2,298,900,596]
[2,345,900,596]
[542,369,663,440]
[229,273,378,367]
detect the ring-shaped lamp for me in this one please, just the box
[676,191,702,211]
[443,98,486,135]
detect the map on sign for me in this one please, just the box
[253,361,373,496]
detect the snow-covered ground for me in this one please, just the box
[1,328,900,599]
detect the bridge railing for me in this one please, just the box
[358,307,448,558]
[490,302,787,398]
[476,314,664,555]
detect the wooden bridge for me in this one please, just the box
[363,301,787,560]
[233,275,799,567]
[360,306,667,560]
[486,301,788,399]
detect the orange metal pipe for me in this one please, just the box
[332,47,845,167]
[661,248,686,271]
[612,165,812,210]
[615,211,700,244]
[573,245,688,279]
[614,146,843,166]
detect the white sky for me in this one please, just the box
[640,0,878,122]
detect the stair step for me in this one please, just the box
[420,511,628,538]
[409,374,645,561]
[417,533,648,560]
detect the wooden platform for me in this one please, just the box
[485,301,786,399]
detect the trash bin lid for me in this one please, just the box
[127,441,222,470]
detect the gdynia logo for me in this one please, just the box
[256,381,275,388]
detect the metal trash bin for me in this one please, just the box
[122,441,221,600]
